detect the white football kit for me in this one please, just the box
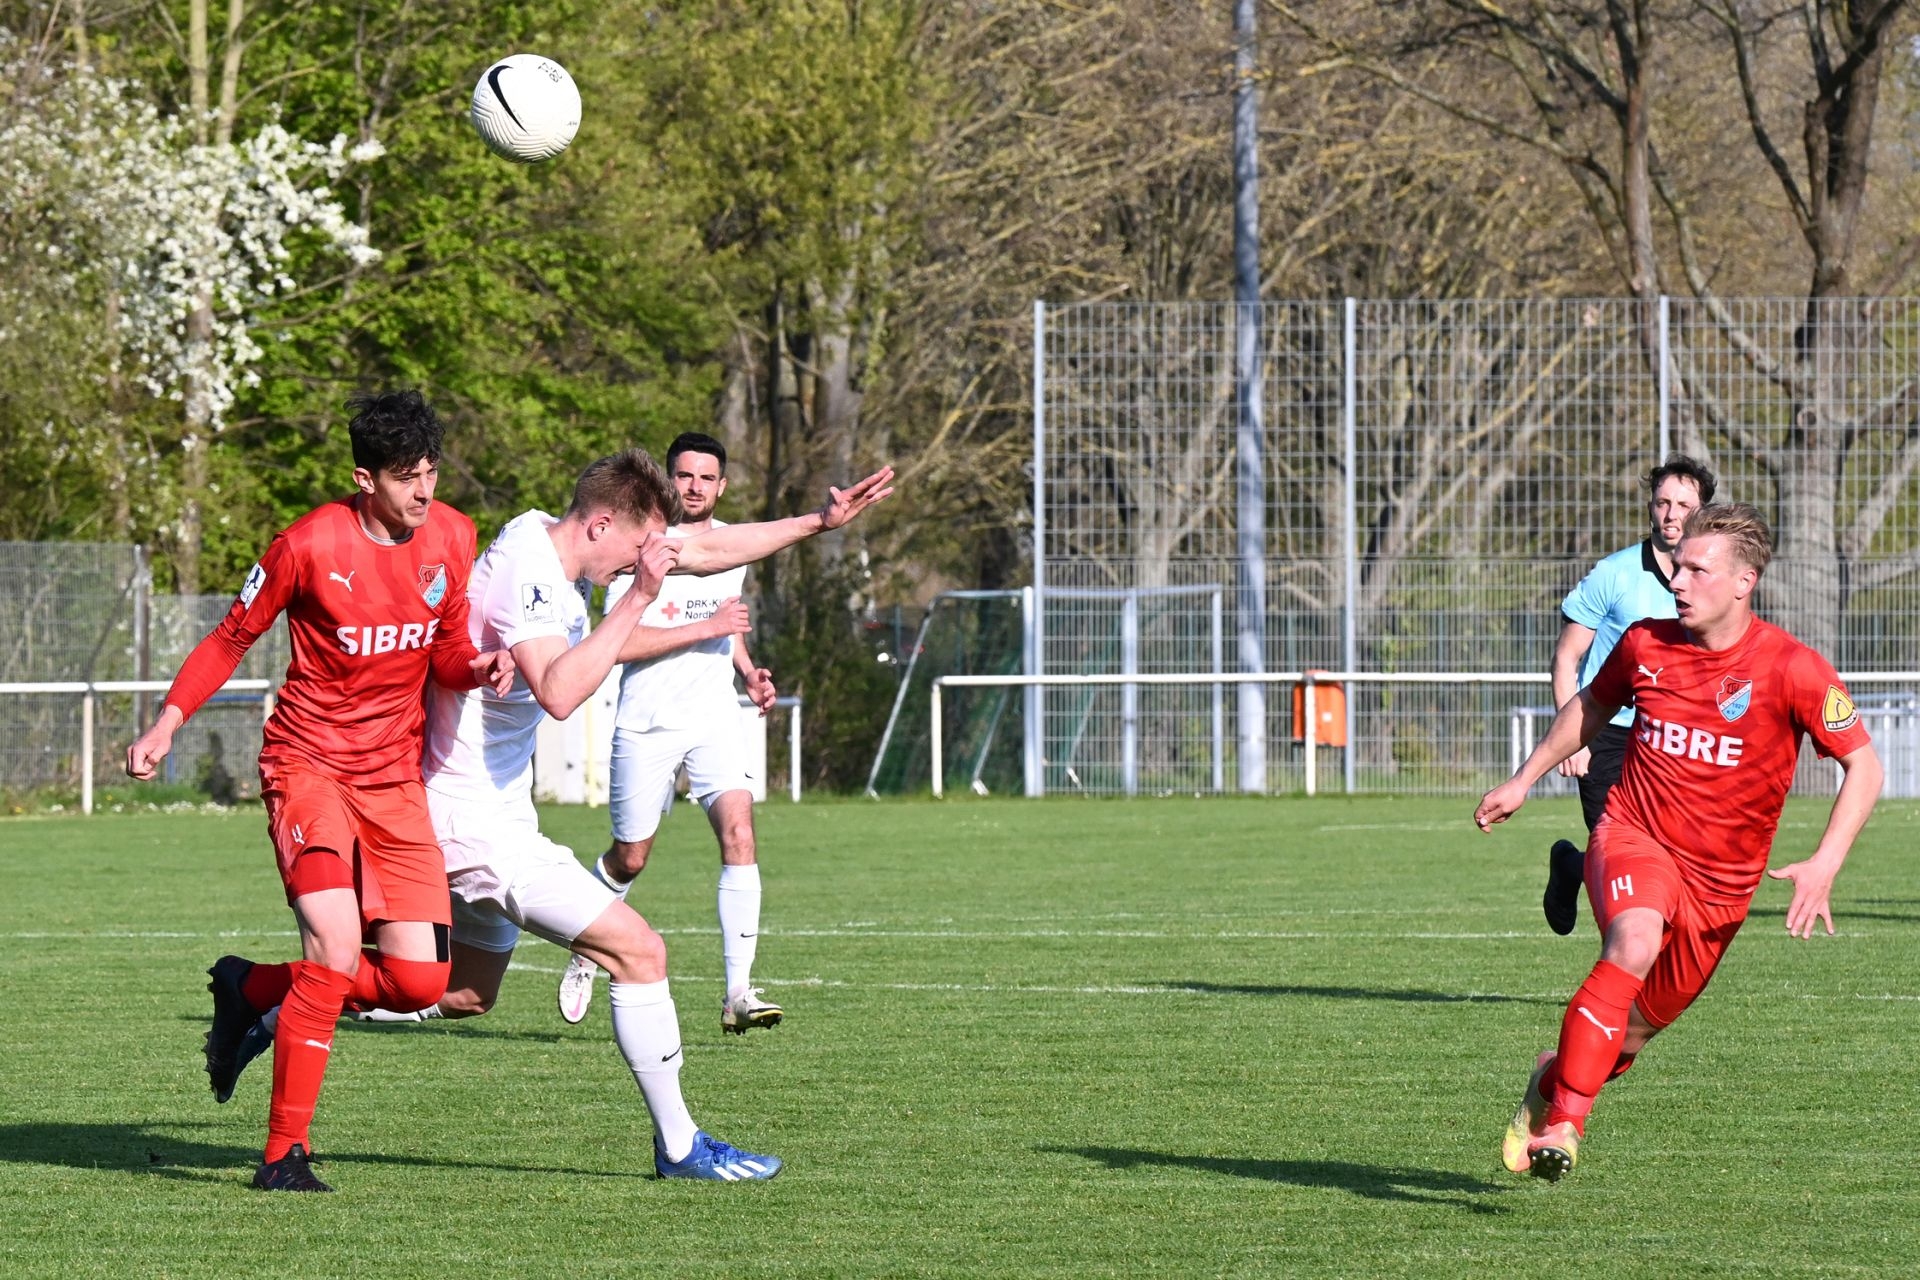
[606,521,753,843]
[422,510,616,952]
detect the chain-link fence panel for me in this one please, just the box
[1,542,287,801]
[1036,298,1920,795]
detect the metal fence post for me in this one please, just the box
[1303,675,1317,798]
[789,699,802,803]
[1121,589,1139,796]
[1342,298,1358,794]
[81,686,95,815]
[1028,299,1047,798]
[930,680,946,799]
[1658,295,1672,460]
[1210,587,1225,793]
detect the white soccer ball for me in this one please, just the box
[470,54,581,164]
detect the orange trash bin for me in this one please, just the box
[1291,672,1348,747]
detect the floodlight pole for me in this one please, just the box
[1233,0,1268,793]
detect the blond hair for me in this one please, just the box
[1682,502,1773,575]
[567,449,681,525]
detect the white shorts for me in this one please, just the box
[609,723,754,843]
[427,791,617,954]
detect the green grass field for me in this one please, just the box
[2,795,1917,1278]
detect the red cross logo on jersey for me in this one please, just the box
[661,601,681,621]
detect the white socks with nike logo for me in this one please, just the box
[610,978,697,1163]
[717,863,762,997]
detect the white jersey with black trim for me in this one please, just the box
[423,510,587,804]
[609,520,748,734]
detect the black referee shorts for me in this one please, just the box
[1577,721,1633,834]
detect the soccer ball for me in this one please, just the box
[470,54,581,163]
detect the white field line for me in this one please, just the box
[497,963,1920,1003]
[0,924,1893,942]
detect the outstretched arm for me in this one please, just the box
[672,466,893,575]
[1766,742,1883,938]
[1473,687,1619,832]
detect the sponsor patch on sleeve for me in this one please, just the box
[521,582,558,623]
[1823,685,1859,733]
[239,563,267,608]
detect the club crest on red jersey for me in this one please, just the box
[1717,675,1752,722]
[419,564,448,607]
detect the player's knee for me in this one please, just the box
[436,986,493,1019]
[610,839,653,879]
[1599,932,1661,977]
[603,919,667,984]
[719,815,756,861]
[381,957,451,1013]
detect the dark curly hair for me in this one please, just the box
[1646,453,1716,504]
[347,389,445,475]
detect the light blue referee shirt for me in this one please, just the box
[1560,540,1677,727]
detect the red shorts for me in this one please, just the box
[1587,817,1750,1030]
[261,767,450,929]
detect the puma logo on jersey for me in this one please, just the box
[1637,664,1663,686]
[335,619,441,656]
[1635,711,1744,767]
[1576,1006,1619,1041]
[329,571,357,592]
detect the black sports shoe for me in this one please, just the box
[1543,840,1586,936]
[205,955,257,1103]
[252,1143,332,1192]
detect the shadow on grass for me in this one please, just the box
[0,1121,648,1184]
[1744,904,1920,926]
[168,1014,577,1047]
[1157,980,1551,1005]
[1043,1144,1512,1214]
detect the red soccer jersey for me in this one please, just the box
[1587,616,1871,903]
[163,498,482,786]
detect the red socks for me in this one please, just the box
[344,950,450,1014]
[265,960,354,1163]
[1547,960,1644,1133]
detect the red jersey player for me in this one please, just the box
[1474,503,1882,1181]
[125,390,513,1192]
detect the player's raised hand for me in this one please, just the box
[125,708,183,780]
[710,596,752,638]
[471,648,517,696]
[1473,777,1530,833]
[1765,856,1842,938]
[624,533,681,605]
[743,665,776,714]
[817,466,895,531]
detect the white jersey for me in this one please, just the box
[609,520,747,733]
[423,510,587,805]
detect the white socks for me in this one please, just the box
[592,853,635,898]
[356,1004,443,1023]
[609,979,698,1162]
[717,863,762,996]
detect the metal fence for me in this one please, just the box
[1028,297,1920,795]
[0,542,287,799]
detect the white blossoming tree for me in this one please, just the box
[0,28,380,588]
